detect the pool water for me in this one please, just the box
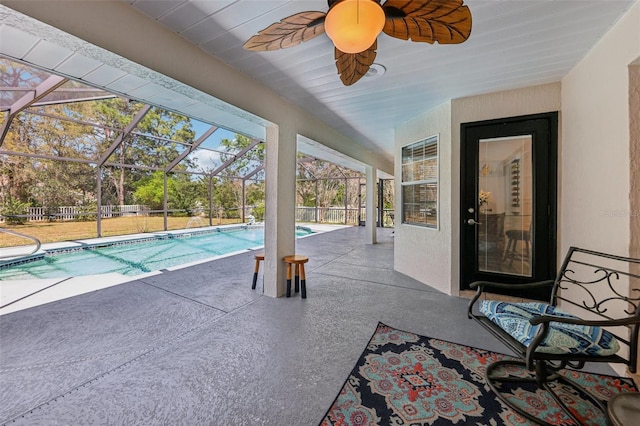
[0,227,312,280]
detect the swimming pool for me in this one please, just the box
[0,226,313,280]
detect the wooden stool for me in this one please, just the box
[284,255,309,298]
[251,252,264,290]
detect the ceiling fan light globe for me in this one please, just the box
[324,0,385,54]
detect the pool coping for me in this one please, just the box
[0,223,349,315]
[0,223,318,268]
[1,224,260,266]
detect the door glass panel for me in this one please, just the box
[478,136,533,276]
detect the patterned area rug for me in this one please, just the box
[320,323,638,426]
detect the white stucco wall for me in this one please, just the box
[560,1,639,258]
[395,101,452,294]
[632,61,640,262]
[395,84,561,295]
[560,1,639,376]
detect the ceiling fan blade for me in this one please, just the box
[382,0,472,44]
[243,11,326,51]
[335,40,378,86]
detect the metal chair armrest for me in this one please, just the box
[529,314,640,327]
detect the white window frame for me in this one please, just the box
[401,134,439,229]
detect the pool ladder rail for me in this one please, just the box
[0,228,42,262]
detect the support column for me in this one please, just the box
[163,173,168,231]
[242,179,246,223]
[344,177,348,225]
[208,176,213,226]
[96,167,102,237]
[378,178,384,227]
[264,124,296,297]
[365,166,377,244]
[315,179,319,223]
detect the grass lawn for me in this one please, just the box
[0,216,243,248]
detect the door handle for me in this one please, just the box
[467,218,482,226]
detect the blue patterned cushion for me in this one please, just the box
[479,301,620,356]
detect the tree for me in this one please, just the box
[2,100,97,209]
[246,182,265,206]
[205,133,265,217]
[2,59,52,204]
[92,98,139,205]
[218,134,264,177]
[133,171,207,214]
[1,59,224,223]
[0,57,49,88]
[92,99,196,205]
[167,173,207,215]
[132,171,165,210]
[212,178,241,218]
[294,158,364,223]
[245,181,266,220]
[0,152,37,206]
[296,159,362,208]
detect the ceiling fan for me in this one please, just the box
[243,0,472,86]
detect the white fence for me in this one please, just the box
[2,205,393,226]
[295,206,361,225]
[1,205,149,222]
[295,206,395,227]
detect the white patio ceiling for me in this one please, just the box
[1,0,636,167]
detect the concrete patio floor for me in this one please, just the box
[0,226,615,425]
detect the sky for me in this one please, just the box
[189,119,239,172]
